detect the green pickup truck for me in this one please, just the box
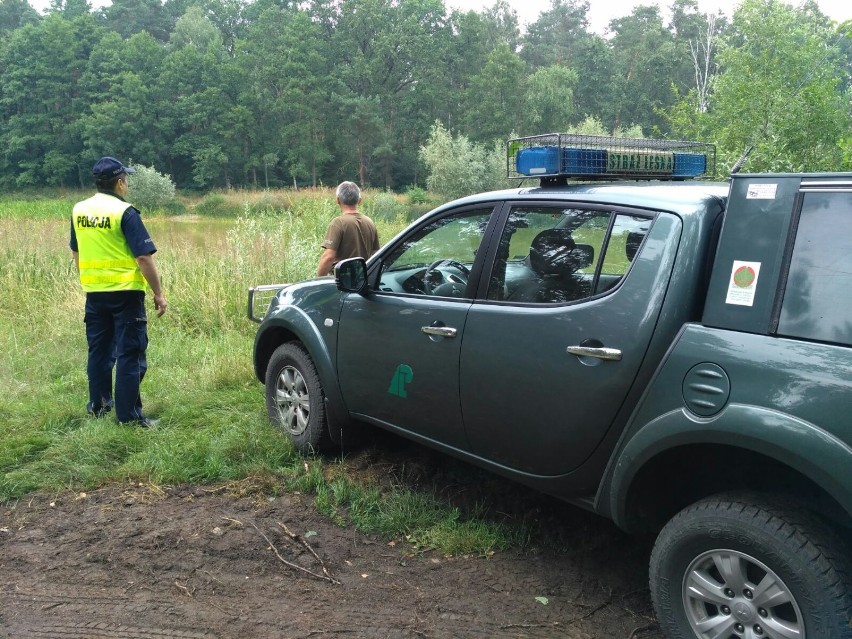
[250,136,852,639]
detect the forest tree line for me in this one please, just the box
[1,0,850,192]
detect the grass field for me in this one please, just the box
[0,188,525,555]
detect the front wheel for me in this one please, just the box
[265,342,331,454]
[650,493,852,639]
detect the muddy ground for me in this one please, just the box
[0,431,665,639]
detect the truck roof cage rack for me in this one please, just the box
[508,133,716,184]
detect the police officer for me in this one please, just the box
[70,157,167,427]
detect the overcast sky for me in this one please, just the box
[447,0,852,34]
[26,0,852,32]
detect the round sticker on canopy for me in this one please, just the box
[726,260,761,306]
[733,265,756,288]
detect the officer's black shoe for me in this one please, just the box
[121,417,159,428]
[87,400,114,418]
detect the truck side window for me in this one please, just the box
[375,209,492,297]
[489,207,611,304]
[777,191,852,346]
[594,215,651,294]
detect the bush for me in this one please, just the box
[572,116,644,139]
[420,121,509,200]
[194,193,238,217]
[246,191,293,215]
[127,164,177,211]
[405,185,428,204]
[365,191,404,222]
[159,199,188,215]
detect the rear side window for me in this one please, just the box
[777,192,852,345]
[597,215,651,294]
[486,206,651,304]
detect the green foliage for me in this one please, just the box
[569,116,644,138]
[571,116,611,136]
[192,146,228,189]
[0,0,849,190]
[243,191,294,215]
[405,185,429,205]
[170,6,223,49]
[0,14,104,189]
[0,0,39,37]
[463,44,527,142]
[521,0,593,71]
[841,134,852,171]
[193,193,234,217]
[522,3,618,123]
[667,0,850,173]
[158,199,188,215]
[0,193,79,220]
[327,0,452,189]
[127,164,177,211]
[607,6,679,135]
[286,460,523,555]
[524,65,579,133]
[363,191,404,222]
[0,194,527,556]
[420,121,509,200]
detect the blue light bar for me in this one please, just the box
[509,134,715,181]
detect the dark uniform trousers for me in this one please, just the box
[84,290,148,423]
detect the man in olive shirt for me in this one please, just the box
[316,181,380,276]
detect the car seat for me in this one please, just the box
[625,231,645,262]
[508,229,594,303]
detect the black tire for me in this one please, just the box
[265,342,331,454]
[650,493,852,639]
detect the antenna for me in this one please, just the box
[729,145,753,175]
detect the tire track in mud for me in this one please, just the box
[1,624,214,639]
[0,589,222,639]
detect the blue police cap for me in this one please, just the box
[92,157,136,179]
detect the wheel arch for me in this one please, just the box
[608,406,852,535]
[253,310,349,429]
[254,324,299,382]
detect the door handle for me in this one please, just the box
[566,346,622,361]
[421,325,458,338]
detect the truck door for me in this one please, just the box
[460,205,681,475]
[336,207,496,450]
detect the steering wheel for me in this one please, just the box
[424,259,471,294]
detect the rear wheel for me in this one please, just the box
[650,493,852,639]
[265,342,331,454]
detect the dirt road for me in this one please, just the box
[0,437,665,639]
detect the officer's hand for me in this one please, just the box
[153,293,168,318]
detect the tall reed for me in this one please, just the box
[0,191,522,555]
[0,188,411,494]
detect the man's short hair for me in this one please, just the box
[336,181,361,206]
[96,175,123,192]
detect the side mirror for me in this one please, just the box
[335,257,368,294]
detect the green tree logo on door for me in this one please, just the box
[388,364,413,398]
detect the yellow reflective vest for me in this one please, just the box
[73,193,145,293]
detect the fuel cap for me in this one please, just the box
[682,363,730,417]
